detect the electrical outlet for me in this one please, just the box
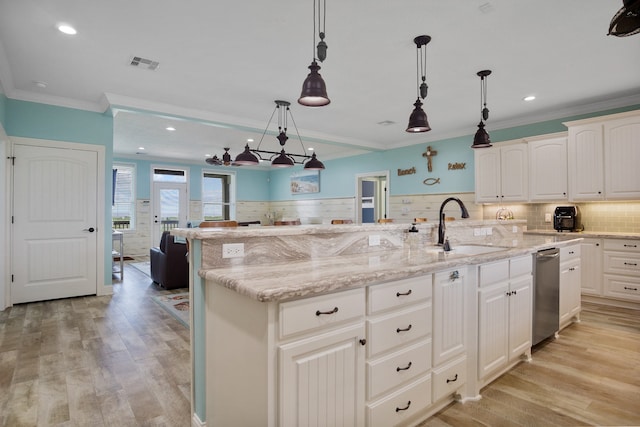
[545,213,552,223]
[222,243,244,258]
[369,235,380,246]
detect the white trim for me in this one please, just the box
[191,413,206,427]
[0,127,9,310]
[202,169,237,220]
[8,136,107,297]
[354,170,390,224]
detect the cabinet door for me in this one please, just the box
[508,275,532,361]
[580,238,603,296]
[433,269,466,367]
[568,123,604,200]
[500,144,528,202]
[280,323,366,427]
[474,147,501,203]
[478,283,509,379]
[604,117,640,199]
[528,136,568,201]
[559,260,581,328]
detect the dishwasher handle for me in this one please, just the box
[538,252,559,259]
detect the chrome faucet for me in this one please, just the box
[437,197,470,247]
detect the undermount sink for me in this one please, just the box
[425,244,509,257]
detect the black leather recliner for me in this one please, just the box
[150,231,189,289]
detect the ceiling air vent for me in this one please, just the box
[129,56,160,71]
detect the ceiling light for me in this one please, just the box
[298,0,330,107]
[33,80,47,88]
[523,95,536,102]
[406,35,432,133]
[166,126,176,131]
[138,147,145,150]
[472,70,493,148]
[247,138,254,142]
[57,24,77,35]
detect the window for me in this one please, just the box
[153,168,187,183]
[112,163,136,230]
[203,172,235,220]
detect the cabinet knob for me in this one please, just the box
[359,339,367,346]
[449,270,460,281]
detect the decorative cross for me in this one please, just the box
[422,145,438,172]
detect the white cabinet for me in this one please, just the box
[566,111,640,201]
[477,256,532,382]
[603,239,640,302]
[433,268,467,367]
[527,134,568,201]
[559,245,581,330]
[580,238,603,296]
[474,143,528,203]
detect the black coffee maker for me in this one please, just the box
[553,206,583,232]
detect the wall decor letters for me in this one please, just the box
[448,162,466,170]
[397,167,416,176]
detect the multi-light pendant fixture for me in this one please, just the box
[406,35,432,133]
[298,0,330,107]
[206,100,325,170]
[471,69,493,148]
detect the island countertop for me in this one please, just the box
[197,234,582,302]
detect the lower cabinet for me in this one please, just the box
[603,239,640,302]
[477,256,532,383]
[580,238,603,296]
[560,245,581,329]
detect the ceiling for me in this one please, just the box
[1,0,639,167]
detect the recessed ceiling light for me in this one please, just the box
[57,24,77,35]
[523,95,536,102]
[33,80,48,88]
[138,147,145,150]
[205,154,212,157]
[247,138,254,142]
[166,126,176,131]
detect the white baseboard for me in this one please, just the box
[192,413,205,427]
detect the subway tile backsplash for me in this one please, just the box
[482,202,640,233]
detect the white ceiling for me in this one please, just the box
[1,0,639,167]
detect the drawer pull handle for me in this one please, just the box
[396,362,413,372]
[624,244,638,248]
[396,324,412,333]
[315,307,339,316]
[569,251,574,254]
[396,289,413,297]
[624,262,638,266]
[624,286,638,291]
[446,373,458,383]
[395,401,411,412]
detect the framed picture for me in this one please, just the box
[290,170,320,194]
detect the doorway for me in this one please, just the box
[152,167,188,246]
[11,141,102,304]
[355,171,390,224]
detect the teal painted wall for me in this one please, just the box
[5,99,114,286]
[0,93,6,127]
[114,157,271,201]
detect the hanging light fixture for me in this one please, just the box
[406,35,432,133]
[471,69,493,148]
[205,101,325,170]
[298,0,330,107]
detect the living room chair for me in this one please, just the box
[150,231,189,289]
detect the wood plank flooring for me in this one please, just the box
[1,264,639,427]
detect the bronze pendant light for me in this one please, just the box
[406,35,432,133]
[298,0,330,107]
[471,69,493,148]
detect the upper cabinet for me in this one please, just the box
[526,133,568,202]
[474,142,528,204]
[565,111,640,201]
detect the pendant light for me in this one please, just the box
[471,70,493,148]
[298,0,330,107]
[406,35,432,133]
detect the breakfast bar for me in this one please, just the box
[174,221,583,427]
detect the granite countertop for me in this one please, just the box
[199,234,583,303]
[525,230,640,239]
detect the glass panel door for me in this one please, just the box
[152,182,187,245]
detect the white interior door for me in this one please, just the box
[152,182,187,245]
[12,144,98,304]
[355,171,390,224]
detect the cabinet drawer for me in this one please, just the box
[366,374,431,427]
[604,274,640,301]
[367,339,431,400]
[603,251,640,277]
[479,260,509,287]
[510,255,533,278]
[368,275,432,314]
[432,355,467,403]
[560,245,581,261]
[279,288,365,339]
[367,303,431,358]
[604,239,640,253]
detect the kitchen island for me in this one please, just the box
[173,221,582,427]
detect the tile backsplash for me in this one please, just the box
[482,202,640,233]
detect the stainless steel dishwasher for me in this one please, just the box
[532,247,560,346]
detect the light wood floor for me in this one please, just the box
[1,264,639,426]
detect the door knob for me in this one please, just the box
[83,227,95,232]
